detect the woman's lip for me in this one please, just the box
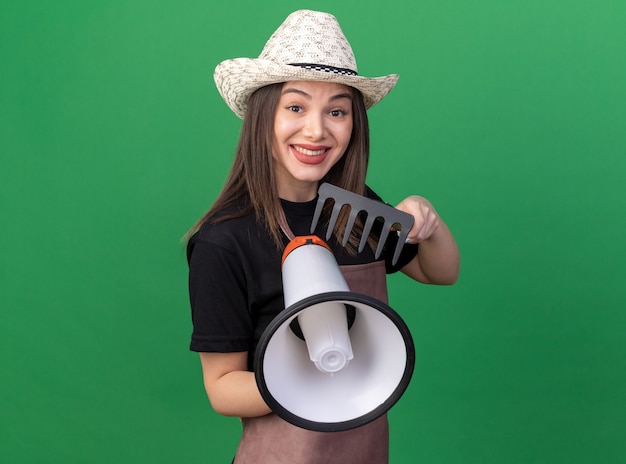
[290,145,331,165]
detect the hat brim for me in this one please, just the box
[214,58,399,119]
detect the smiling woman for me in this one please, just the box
[184,9,459,464]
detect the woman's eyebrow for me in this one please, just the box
[281,87,353,102]
[329,92,352,102]
[281,88,312,99]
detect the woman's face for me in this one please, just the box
[272,81,353,201]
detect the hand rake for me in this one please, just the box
[310,183,414,266]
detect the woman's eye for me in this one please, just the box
[287,105,302,112]
[330,109,347,117]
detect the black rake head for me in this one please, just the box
[310,183,414,266]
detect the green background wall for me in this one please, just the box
[1,1,624,462]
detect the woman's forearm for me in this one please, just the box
[208,370,272,417]
[408,219,460,284]
[199,352,272,418]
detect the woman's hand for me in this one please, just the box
[395,195,440,244]
[395,195,460,285]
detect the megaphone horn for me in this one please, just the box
[255,236,415,432]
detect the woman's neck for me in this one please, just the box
[277,181,319,202]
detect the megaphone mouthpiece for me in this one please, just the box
[297,301,354,374]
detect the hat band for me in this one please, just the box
[289,63,358,76]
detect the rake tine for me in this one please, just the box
[342,207,360,246]
[375,220,392,260]
[392,228,411,266]
[310,194,327,235]
[359,214,376,253]
[325,202,343,241]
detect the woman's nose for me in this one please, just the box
[302,113,325,140]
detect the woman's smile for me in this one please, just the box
[291,144,331,164]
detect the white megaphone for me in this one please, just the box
[254,235,415,432]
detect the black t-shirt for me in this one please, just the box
[187,190,418,367]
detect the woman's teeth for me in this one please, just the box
[293,146,327,156]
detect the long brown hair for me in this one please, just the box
[186,82,370,250]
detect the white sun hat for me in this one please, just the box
[214,9,399,119]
